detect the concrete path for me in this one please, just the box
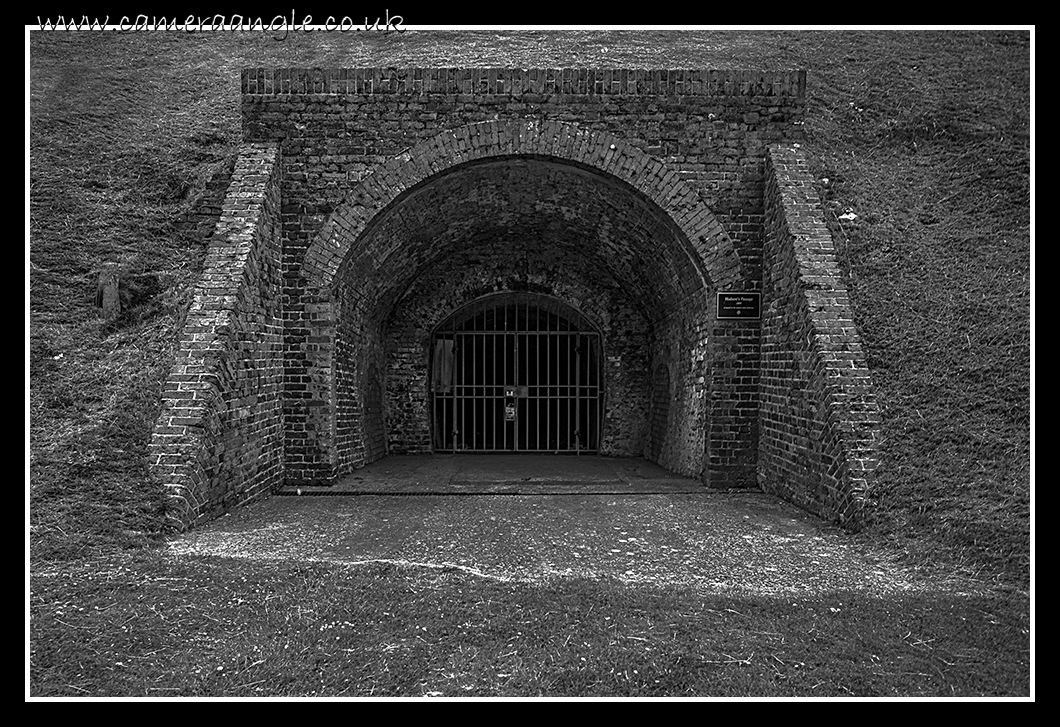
[279,454,703,495]
[170,455,991,597]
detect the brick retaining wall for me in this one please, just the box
[149,143,285,528]
[760,145,882,527]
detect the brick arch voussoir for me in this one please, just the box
[303,119,743,292]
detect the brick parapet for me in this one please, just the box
[241,68,806,99]
[759,144,881,528]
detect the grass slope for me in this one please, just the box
[30,554,1029,697]
[28,30,1031,697]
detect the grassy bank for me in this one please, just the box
[30,552,1029,697]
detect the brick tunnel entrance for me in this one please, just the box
[431,293,602,454]
[152,72,885,529]
[294,119,754,488]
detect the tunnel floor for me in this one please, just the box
[279,454,705,495]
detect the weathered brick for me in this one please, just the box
[758,145,882,529]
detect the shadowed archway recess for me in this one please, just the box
[336,156,710,326]
[303,119,745,296]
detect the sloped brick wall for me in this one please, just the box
[760,145,882,527]
[150,143,285,529]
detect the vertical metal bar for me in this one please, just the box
[489,331,494,450]
[503,307,507,452]
[594,334,599,451]
[444,336,448,452]
[492,331,498,451]
[460,329,466,452]
[595,335,601,451]
[563,334,572,449]
[528,301,533,450]
[474,332,480,450]
[453,319,458,453]
[546,328,555,449]
[455,330,461,453]
[449,322,453,453]
[535,331,541,451]
[546,328,551,452]
[557,332,562,451]
[587,334,592,450]
[489,331,494,451]
[485,332,490,450]
[575,333,581,454]
[480,332,485,450]
[479,332,483,451]
[515,332,520,452]
[520,331,524,451]
[493,331,497,450]
[484,332,488,451]
[560,332,565,450]
[517,332,523,451]
[453,335,458,451]
[592,334,596,450]
[560,334,565,451]
[581,333,586,452]
[431,336,436,450]
[483,332,488,451]
[527,300,534,449]
[469,320,473,448]
[587,335,592,452]
[558,331,563,450]
[580,333,586,453]
[584,333,589,452]
[529,329,534,451]
[558,332,562,451]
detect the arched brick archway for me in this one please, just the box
[303,119,744,294]
[288,118,753,485]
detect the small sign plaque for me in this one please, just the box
[716,292,761,320]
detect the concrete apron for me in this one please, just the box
[279,454,706,495]
[171,454,987,597]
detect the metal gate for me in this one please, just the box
[431,294,601,453]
